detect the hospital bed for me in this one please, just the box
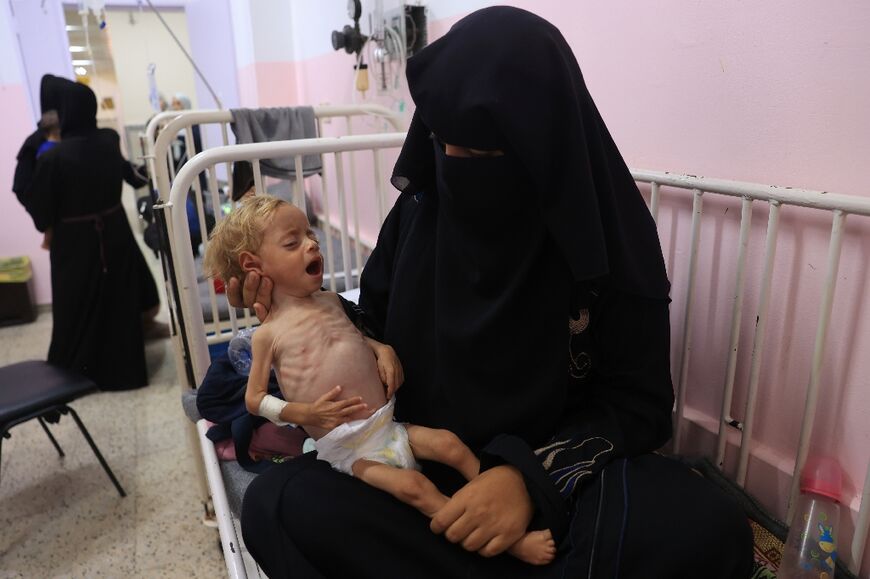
[163,130,870,577]
[142,106,404,575]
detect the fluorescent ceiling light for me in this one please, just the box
[75,67,88,76]
[71,59,92,65]
[69,45,86,52]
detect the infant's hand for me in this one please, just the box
[373,343,404,399]
[304,386,368,430]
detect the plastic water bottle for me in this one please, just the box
[227,327,257,376]
[779,457,842,579]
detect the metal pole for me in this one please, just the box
[144,0,223,109]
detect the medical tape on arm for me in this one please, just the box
[258,394,291,426]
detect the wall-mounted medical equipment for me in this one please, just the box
[330,1,428,97]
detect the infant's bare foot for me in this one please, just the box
[508,529,556,566]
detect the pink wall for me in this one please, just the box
[294,51,404,248]
[237,61,301,109]
[0,83,52,304]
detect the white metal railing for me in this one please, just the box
[167,133,407,387]
[145,104,404,203]
[633,169,870,574]
[145,105,404,359]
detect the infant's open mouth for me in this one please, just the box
[306,258,323,275]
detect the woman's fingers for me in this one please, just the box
[242,271,261,307]
[252,302,267,323]
[256,276,273,311]
[460,527,492,553]
[430,501,465,536]
[478,535,511,558]
[226,277,243,308]
[443,512,478,545]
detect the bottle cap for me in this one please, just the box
[800,456,842,503]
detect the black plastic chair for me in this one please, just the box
[0,360,125,497]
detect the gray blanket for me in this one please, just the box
[230,107,321,178]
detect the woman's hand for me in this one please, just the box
[227,272,273,322]
[367,339,405,398]
[430,465,533,557]
[303,386,369,430]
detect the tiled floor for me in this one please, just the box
[0,222,225,577]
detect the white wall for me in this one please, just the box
[105,7,197,126]
[8,0,73,122]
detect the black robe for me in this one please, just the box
[27,80,158,390]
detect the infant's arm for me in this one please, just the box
[244,325,306,425]
[243,324,288,423]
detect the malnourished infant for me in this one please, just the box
[204,195,555,565]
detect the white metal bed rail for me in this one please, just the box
[145,105,405,352]
[145,104,404,203]
[633,169,870,573]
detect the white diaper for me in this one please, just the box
[314,398,419,475]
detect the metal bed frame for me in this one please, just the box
[164,133,870,577]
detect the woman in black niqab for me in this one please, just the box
[240,7,751,577]
[27,78,160,390]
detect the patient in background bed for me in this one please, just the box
[203,195,556,565]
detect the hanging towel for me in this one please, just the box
[230,107,322,179]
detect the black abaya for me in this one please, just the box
[27,80,158,390]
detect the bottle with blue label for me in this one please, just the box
[779,457,842,579]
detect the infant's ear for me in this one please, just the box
[239,251,263,275]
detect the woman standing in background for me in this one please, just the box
[27,77,161,390]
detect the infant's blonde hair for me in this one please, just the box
[203,195,289,282]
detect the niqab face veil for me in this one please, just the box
[376,6,670,452]
[393,6,669,299]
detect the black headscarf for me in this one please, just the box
[369,7,670,452]
[393,6,668,299]
[59,81,98,138]
[12,75,78,201]
[39,74,68,115]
